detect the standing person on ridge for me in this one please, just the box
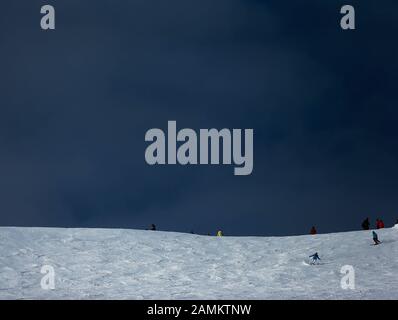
[310,226,317,235]
[362,218,370,230]
[217,230,223,237]
[376,219,385,229]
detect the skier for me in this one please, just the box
[361,218,370,230]
[309,252,321,264]
[372,231,381,245]
[217,230,223,237]
[310,226,317,235]
[149,224,156,231]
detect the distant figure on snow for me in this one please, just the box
[372,231,381,245]
[310,226,317,235]
[149,224,156,231]
[309,252,321,264]
[376,219,385,229]
[362,218,370,230]
[217,230,223,237]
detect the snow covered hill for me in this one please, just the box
[0,226,397,299]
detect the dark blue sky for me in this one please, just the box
[0,1,397,236]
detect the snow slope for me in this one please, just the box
[0,226,397,299]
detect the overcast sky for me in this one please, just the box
[0,0,397,236]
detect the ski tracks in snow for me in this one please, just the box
[0,227,397,299]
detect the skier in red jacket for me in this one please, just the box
[376,219,385,229]
[310,226,317,235]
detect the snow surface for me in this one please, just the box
[0,226,397,299]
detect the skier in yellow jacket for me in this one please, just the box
[217,230,223,237]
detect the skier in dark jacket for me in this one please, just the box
[310,226,317,235]
[372,231,381,245]
[309,252,321,264]
[149,224,156,231]
[362,218,370,230]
